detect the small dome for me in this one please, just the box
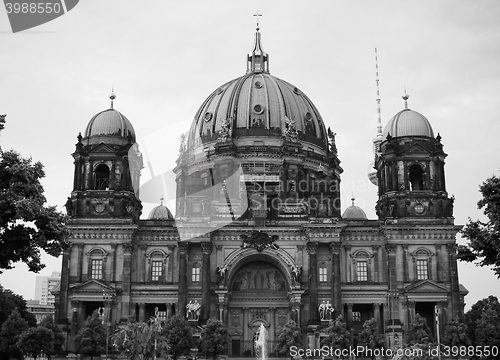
[342,200,368,220]
[84,108,136,143]
[383,108,434,138]
[148,204,173,220]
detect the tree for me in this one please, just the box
[475,306,500,359]
[464,295,500,346]
[407,313,434,345]
[74,311,106,360]
[275,320,302,359]
[17,326,54,359]
[199,318,228,360]
[0,119,68,273]
[442,319,471,359]
[162,314,193,360]
[112,319,167,360]
[357,318,384,359]
[0,285,36,328]
[39,315,65,356]
[320,316,352,350]
[458,174,500,277]
[0,309,29,360]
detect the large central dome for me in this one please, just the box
[187,29,329,156]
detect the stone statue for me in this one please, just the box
[291,264,302,284]
[186,300,201,321]
[327,127,337,153]
[64,197,73,216]
[319,301,327,320]
[217,265,227,283]
[218,117,231,142]
[283,116,298,142]
[325,300,334,320]
[178,133,187,155]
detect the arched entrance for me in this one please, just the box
[226,257,292,357]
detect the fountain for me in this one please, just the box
[254,323,267,360]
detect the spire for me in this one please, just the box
[403,87,409,109]
[110,88,116,109]
[247,12,269,73]
[351,196,355,206]
[374,48,383,137]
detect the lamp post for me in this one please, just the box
[102,288,115,358]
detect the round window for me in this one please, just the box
[414,203,425,214]
[204,112,213,122]
[254,104,264,114]
[254,81,263,89]
[305,112,313,121]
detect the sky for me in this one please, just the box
[0,0,499,310]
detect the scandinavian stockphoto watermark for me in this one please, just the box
[289,345,500,359]
[3,0,79,33]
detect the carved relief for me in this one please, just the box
[232,262,286,291]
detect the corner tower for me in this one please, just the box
[375,94,453,221]
[69,92,143,221]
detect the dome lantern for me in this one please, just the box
[247,13,269,74]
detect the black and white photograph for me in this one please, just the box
[1,1,500,359]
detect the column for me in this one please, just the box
[329,243,342,318]
[346,303,353,330]
[307,242,319,324]
[138,303,146,322]
[345,245,352,282]
[140,245,147,283]
[201,241,213,322]
[178,242,189,318]
[111,244,117,282]
[403,245,409,283]
[373,303,382,332]
[121,243,133,321]
[372,245,379,283]
[58,244,72,323]
[435,244,442,282]
[77,243,84,282]
[447,243,461,319]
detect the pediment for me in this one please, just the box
[405,280,448,294]
[89,143,116,153]
[404,142,431,154]
[70,279,114,294]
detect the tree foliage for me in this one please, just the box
[0,309,30,360]
[458,174,500,277]
[320,316,352,350]
[475,306,500,354]
[0,139,68,273]
[357,318,384,356]
[0,285,36,328]
[442,319,471,355]
[275,320,302,357]
[199,318,228,359]
[17,326,54,359]
[74,311,106,359]
[407,313,434,345]
[39,315,65,356]
[162,314,193,360]
[464,295,500,346]
[112,318,167,360]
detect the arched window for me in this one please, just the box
[147,250,168,282]
[94,164,111,190]
[409,164,424,191]
[411,248,433,281]
[87,248,107,280]
[351,250,372,282]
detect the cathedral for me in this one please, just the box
[55,25,467,356]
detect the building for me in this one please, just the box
[26,299,56,324]
[35,271,61,306]
[55,26,467,355]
